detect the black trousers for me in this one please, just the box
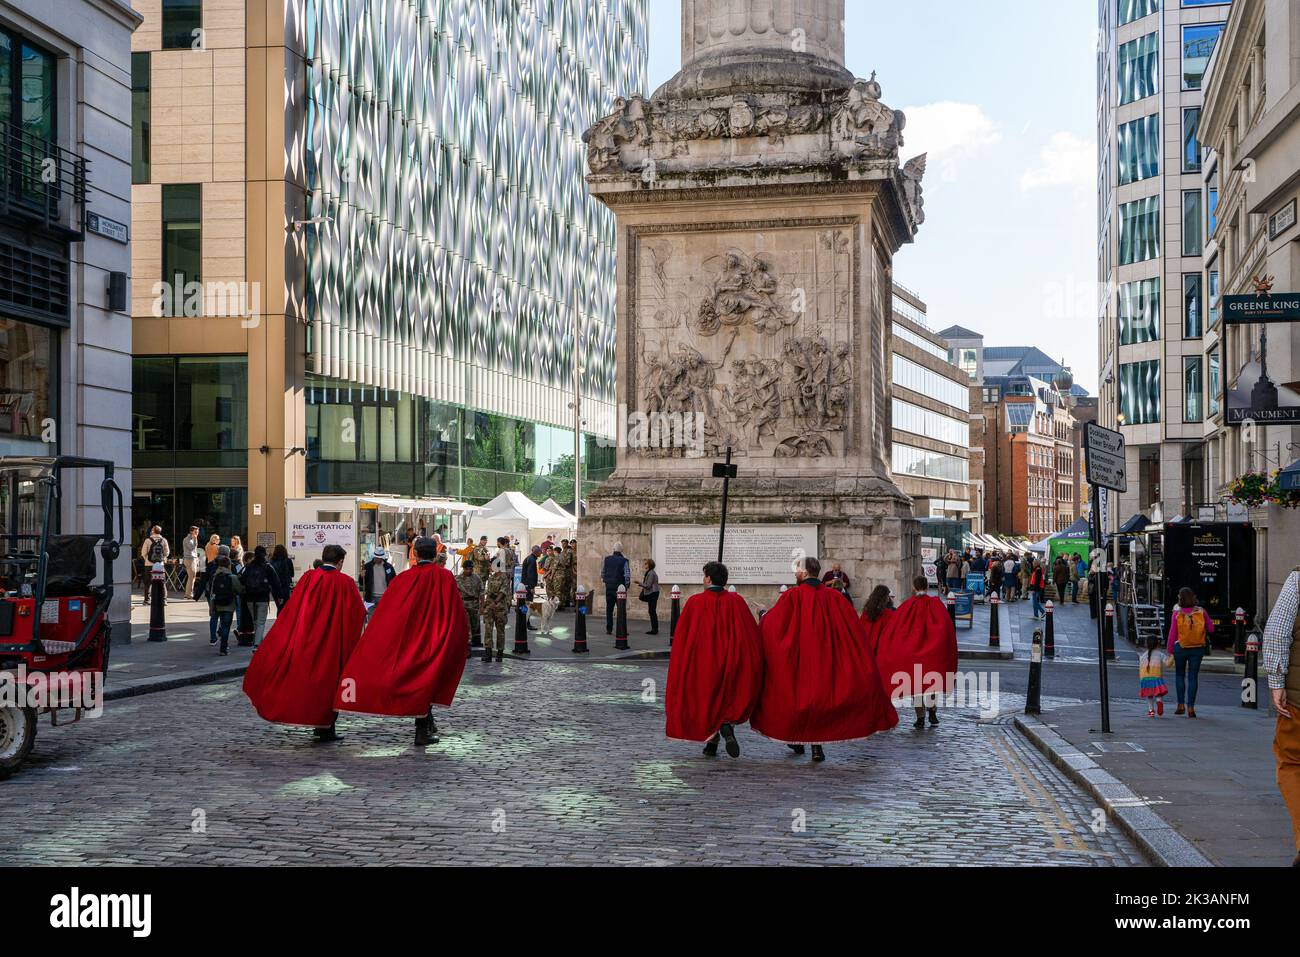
[605,587,619,632]
[646,593,659,632]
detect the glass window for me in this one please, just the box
[1208,261,1221,326]
[1118,0,1158,26]
[1207,186,1218,238]
[891,399,970,447]
[132,356,174,452]
[1183,356,1204,423]
[132,53,150,185]
[1119,360,1161,425]
[891,322,947,361]
[1118,33,1159,105]
[176,357,246,454]
[0,318,55,448]
[1118,115,1160,185]
[162,184,202,292]
[891,354,970,412]
[1118,278,1160,345]
[0,33,10,128]
[1183,273,1203,338]
[1183,190,1203,256]
[1119,196,1160,265]
[1207,349,1220,416]
[1182,107,1201,172]
[891,443,969,483]
[1182,23,1226,91]
[162,0,202,50]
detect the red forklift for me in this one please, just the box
[0,456,124,778]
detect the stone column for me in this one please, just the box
[682,0,846,67]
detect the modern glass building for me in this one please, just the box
[131,0,645,548]
[1096,0,1231,528]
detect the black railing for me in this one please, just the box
[0,122,88,240]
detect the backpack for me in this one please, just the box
[211,570,235,605]
[1176,609,1207,649]
[148,538,164,562]
[242,562,270,597]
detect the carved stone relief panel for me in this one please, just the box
[628,220,859,462]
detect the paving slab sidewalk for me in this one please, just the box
[1018,699,1293,867]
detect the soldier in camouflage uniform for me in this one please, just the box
[481,559,513,663]
[563,540,579,608]
[471,536,491,572]
[547,544,569,609]
[457,560,484,649]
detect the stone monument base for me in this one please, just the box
[578,474,920,615]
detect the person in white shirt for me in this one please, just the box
[182,526,200,599]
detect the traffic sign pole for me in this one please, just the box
[1092,482,1111,734]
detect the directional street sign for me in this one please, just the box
[1084,422,1127,493]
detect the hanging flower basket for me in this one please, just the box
[1227,471,1273,509]
[1267,469,1300,509]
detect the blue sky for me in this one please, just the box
[642,0,1099,392]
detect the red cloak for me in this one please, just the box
[860,605,897,656]
[873,594,959,700]
[242,566,365,727]
[335,562,469,717]
[664,588,764,742]
[750,581,899,744]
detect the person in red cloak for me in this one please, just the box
[751,557,899,761]
[242,543,365,742]
[665,561,764,758]
[874,576,959,729]
[859,584,897,655]
[334,537,469,746]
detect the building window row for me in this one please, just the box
[892,353,970,412]
[1118,32,1159,106]
[1118,195,1160,265]
[1117,0,1157,27]
[1117,114,1159,185]
[892,398,970,448]
[891,321,947,361]
[1118,277,1159,345]
[1119,359,1161,426]
[1182,22,1226,92]
[892,443,969,484]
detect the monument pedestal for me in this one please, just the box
[579,0,928,608]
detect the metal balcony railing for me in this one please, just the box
[0,123,88,240]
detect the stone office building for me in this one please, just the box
[0,0,140,629]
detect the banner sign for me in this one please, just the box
[1223,293,1300,325]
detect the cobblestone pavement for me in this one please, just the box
[1,662,1145,866]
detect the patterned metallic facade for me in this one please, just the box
[296,0,647,438]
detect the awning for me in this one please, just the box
[355,496,479,515]
[1281,460,1300,492]
[1118,514,1151,535]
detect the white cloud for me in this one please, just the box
[1020,131,1094,192]
[900,101,1001,167]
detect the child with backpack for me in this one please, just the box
[1168,586,1214,718]
[1138,634,1169,717]
[208,556,245,656]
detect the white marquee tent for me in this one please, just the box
[466,492,574,554]
[540,498,578,528]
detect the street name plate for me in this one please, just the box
[652,524,818,586]
[1085,422,1127,493]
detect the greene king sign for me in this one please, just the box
[1223,294,1300,324]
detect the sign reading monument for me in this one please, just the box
[653,524,818,586]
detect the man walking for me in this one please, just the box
[239,545,280,649]
[601,542,631,635]
[207,556,243,655]
[360,547,396,609]
[140,525,170,606]
[182,526,200,599]
[1265,567,1300,867]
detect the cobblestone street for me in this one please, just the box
[1,660,1144,866]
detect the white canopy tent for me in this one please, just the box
[540,498,578,530]
[466,492,573,555]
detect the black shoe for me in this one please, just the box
[928,708,939,727]
[811,745,825,762]
[606,629,613,636]
[703,737,719,758]
[495,651,503,662]
[209,636,218,645]
[481,650,493,662]
[218,649,229,657]
[647,630,660,636]
[913,712,925,729]
[414,716,434,747]
[787,744,805,756]
[720,723,740,758]
[313,723,340,743]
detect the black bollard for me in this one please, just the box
[1025,629,1044,715]
[1243,631,1260,710]
[572,585,590,655]
[1044,600,1056,658]
[148,564,167,641]
[614,584,629,651]
[1233,608,1246,665]
[947,591,956,628]
[512,585,531,655]
[669,585,681,646]
[989,592,1001,647]
[1103,602,1116,660]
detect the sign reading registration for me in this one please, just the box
[1084,422,1127,493]
[653,524,818,586]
